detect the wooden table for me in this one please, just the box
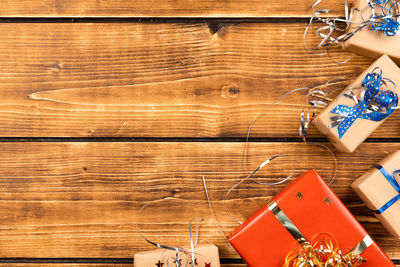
[0,0,399,266]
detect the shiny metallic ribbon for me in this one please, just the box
[373,165,400,214]
[329,68,398,139]
[299,78,347,142]
[365,0,400,36]
[137,201,203,267]
[307,0,400,52]
[266,199,373,266]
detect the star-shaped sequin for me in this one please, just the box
[205,263,211,267]
[189,259,198,265]
[296,192,304,199]
[324,197,331,205]
[155,260,164,267]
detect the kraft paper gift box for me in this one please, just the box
[134,244,220,267]
[229,169,394,266]
[352,150,400,237]
[313,54,400,153]
[344,0,400,64]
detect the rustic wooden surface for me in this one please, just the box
[1,0,400,266]
[1,22,399,138]
[0,0,344,17]
[0,142,399,262]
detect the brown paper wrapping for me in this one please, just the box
[312,54,400,153]
[344,0,400,64]
[352,150,400,237]
[134,244,220,267]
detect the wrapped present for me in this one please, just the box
[345,0,400,64]
[134,244,220,267]
[312,55,400,153]
[229,169,394,266]
[352,150,400,237]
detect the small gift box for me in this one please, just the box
[229,169,394,266]
[352,150,400,237]
[134,244,220,267]
[313,54,400,153]
[345,0,400,64]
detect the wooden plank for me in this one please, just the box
[0,22,394,138]
[0,0,344,18]
[0,142,399,260]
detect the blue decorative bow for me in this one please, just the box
[366,0,400,36]
[373,165,400,214]
[370,17,400,36]
[330,68,398,139]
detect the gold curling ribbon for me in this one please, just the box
[266,200,371,267]
[283,236,366,267]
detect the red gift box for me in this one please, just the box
[229,169,394,266]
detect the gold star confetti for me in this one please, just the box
[324,197,331,205]
[296,192,304,199]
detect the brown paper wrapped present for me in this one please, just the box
[344,0,400,64]
[134,244,220,267]
[352,150,400,237]
[313,54,400,153]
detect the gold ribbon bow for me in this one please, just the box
[266,200,372,267]
[284,236,366,266]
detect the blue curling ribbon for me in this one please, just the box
[365,0,400,36]
[330,69,398,139]
[373,165,400,214]
[370,17,400,36]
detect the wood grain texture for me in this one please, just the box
[0,141,399,260]
[0,0,344,18]
[0,22,397,138]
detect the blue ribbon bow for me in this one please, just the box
[368,0,400,36]
[373,165,400,214]
[330,68,398,139]
[370,17,400,36]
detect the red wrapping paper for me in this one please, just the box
[229,169,394,266]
